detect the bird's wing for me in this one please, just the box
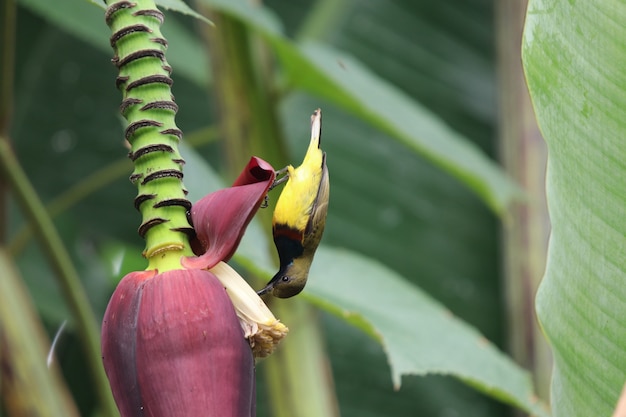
[305,153,329,238]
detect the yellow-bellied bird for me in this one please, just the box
[258,109,329,298]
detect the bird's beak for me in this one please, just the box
[257,285,272,297]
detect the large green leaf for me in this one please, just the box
[308,247,549,417]
[20,0,519,213]
[235,234,549,416]
[523,1,626,416]
[203,0,521,215]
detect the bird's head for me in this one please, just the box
[258,258,312,298]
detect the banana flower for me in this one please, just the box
[102,157,287,417]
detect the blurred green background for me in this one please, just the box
[2,0,548,416]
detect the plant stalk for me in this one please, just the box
[104,0,194,269]
[496,0,552,403]
[0,249,81,417]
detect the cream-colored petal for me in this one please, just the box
[210,261,288,358]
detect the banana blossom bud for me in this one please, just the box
[102,157,287,417]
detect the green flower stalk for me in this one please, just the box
[106,0,192,268]
[102,2,287,416]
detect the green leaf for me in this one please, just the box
[203,0,521,215]
[523,1,626,416]
[23,0,518,214]
[293,42,519,214]
[300,247,549,417]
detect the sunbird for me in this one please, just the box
[258,109,329,298]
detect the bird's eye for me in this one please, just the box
[281,276,290,282]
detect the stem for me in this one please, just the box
[0,137,119,417]
[262,300,340,417]
[496,0,552,403]
[104,0,193,268]
[199,7,340,417]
